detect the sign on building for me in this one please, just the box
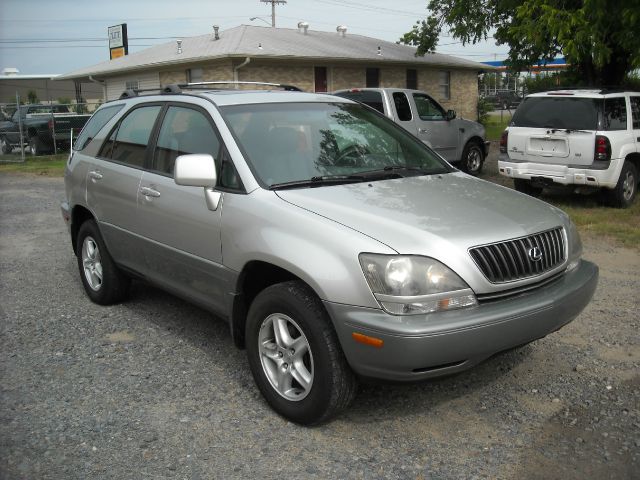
[108,24,129,60]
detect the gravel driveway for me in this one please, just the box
[1,173,638,480]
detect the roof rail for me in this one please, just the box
[535,86,631,94]
[178,81,302,91]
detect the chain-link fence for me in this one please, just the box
[0,100,102,162]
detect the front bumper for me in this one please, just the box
[325,260,598,381]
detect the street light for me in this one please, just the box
[249,17,271,26]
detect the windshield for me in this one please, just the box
[511,97,599,130]
[221,102,450,188]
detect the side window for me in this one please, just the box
[153,106,220,175]
[99,105,161,167]
[413,94,445,121]
[603,97,627,131]
[74,104,124,151]
[392,92,412,121]
[630,97,640,129]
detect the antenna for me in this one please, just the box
[260,0,287,27]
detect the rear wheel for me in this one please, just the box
[0,136,11,154]
[28,135,48,156]
[514,178,543,197]
[606,160,637,208]
[460,141,484,176]
[76,220,130,305]
[246,281,357,425]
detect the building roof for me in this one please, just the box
[58,24,493,80]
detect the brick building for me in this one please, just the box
[58,24,492,120]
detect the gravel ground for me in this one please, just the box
[1,167,638,479]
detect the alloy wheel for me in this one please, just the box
[81,236,103,291]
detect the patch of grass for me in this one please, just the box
[0,154,67,176]
[483,113,512,141]
[553,197,640,250]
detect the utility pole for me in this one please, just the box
[260,0,287,27]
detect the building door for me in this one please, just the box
[314,67,328,92]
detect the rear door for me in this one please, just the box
[86,103,163,272]
[137,102,231,315]
[410,92,459,161]
[507,95,598,165]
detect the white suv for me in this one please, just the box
[498,89,640,207]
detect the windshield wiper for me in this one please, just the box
[268,174,367,190]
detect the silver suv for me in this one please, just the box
[62,82,598,425]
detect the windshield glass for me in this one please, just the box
[511,97,599,130]
[221,102,450,188]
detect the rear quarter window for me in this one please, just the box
[603,97,627,131]
[74,104,124,151]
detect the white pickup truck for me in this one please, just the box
[333,88,489,175]
[498,89,639,208]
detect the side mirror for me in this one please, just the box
[446,109,457,121]
[174,154,217,188]
[174,154,221,211]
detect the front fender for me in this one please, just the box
[220,189,395,309]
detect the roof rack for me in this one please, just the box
[536,86,631,95]
[118,81,302,100]
[119,84,183,99]
[177,81,302,91]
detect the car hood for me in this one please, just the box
[276,172,566,261]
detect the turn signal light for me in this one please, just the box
[594,135,611,162]
[352,332,384,348]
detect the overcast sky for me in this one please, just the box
[0,0,508,75]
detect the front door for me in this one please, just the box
[137,103,229,315]
[314,67,328,93]
[411,93,459,162]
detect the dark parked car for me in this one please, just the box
[482,91,523,110]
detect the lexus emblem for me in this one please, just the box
[528,246,543,262]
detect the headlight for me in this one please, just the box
[359,254,477,315]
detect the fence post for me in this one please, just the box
[16,92,25,162]
[50,102,58,155]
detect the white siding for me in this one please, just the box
[105,72,160,101]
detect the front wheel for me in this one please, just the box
[606,161,637,208]
[460,141,484,176]
[246,281,357,425]
[28,135,47,156]
[76,220,130,305]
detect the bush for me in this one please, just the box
[477,96,492,125]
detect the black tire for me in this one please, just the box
[28,135,47,156]
[460,140,485,176]
[246,281,357,425]
[514,178,543,197]
[76,220,130,305]
[0,136,11,154]
[605,161,637,208]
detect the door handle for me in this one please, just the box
[140,186,161,198]
[418,128,428,134]
[88,170,103,181]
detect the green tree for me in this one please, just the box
[401,0,640,86]
[26,90,39,104]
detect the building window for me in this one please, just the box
[366,68,380,88]
[406,69,417,90]
[314,66,328,92]
[125,80,139,91]
[187,68,203,84]
[438,71,450,100]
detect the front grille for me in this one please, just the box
[469,227,565,283]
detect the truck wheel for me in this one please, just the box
[460,141,484,176]
[514,179,543,197]
[246,281,357,425]
[0,136,11,154]
[606,161,637,208]
[28,136,46,156]
[76,220,130,305]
